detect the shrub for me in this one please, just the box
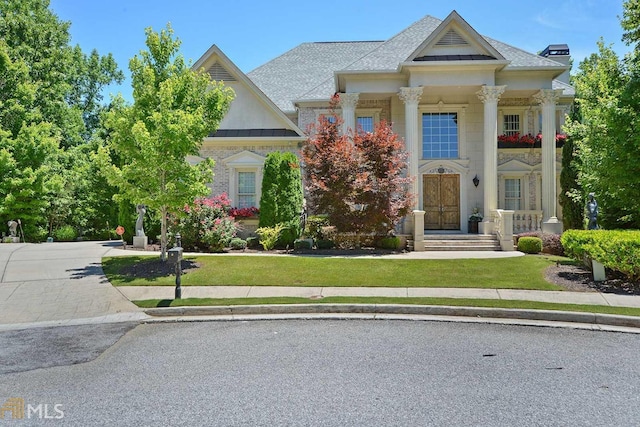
[332,233,375,249]
[246,236,260,249]
[305,215,331,240]
[293,239,312,250]
[171,194,238,252]
[316,239,335,250]
[516,232,564,256]
[518,237,542,254]
[561,230,640,280]
[54,225,77,242]
[229,238,247,250]
[32,227,49,243]
[256,223,286,251]
[277,220,301,248]
[378,236,402,250]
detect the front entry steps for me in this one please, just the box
[409,233,502,251]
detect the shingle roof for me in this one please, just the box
[247,14,571,113]
[552,79,576,96]
[248,41,383,113]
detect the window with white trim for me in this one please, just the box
[237,171,257,208]
[503,114,520,136]
[504,178,522,210]
[356,116,374,133]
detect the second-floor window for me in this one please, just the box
[422,112,458,159]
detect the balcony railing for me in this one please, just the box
[512,210,543,233]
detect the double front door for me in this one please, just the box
[423,174,460,230]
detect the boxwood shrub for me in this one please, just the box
[517,236,542,254]
[229,238,247,250]
[561,230,640,280]
[377,236,402,250]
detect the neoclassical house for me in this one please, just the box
[194,11,574,249]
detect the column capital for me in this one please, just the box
[476,85,506,103]
[338,92,359,110]
[533,89,562,106]
[399,87,423,105]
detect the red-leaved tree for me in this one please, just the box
[302,96,414,236]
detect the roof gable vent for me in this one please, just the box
[435,29,468,46]
[207,62,236,82]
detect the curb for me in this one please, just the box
[142,304,640,331]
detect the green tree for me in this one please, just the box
[559,105,583,230]
[99,24,234,260]
[258,151,304,245]
[565,40,640,228]
[0,0,124,239]
[622,0,640,49]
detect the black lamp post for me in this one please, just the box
[168,233,183,299]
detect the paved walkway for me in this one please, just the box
[0,241,146,330]
[119,286,640,308]
[2,241,640,332]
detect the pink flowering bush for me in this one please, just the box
[171,193,239,252]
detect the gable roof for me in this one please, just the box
[247,12,571,113]
[193,44,304,138]
[405,11,505,64]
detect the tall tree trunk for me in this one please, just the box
[160,206,167,262]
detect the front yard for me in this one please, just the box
[103,254,565,291]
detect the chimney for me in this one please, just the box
[540,44,571,84]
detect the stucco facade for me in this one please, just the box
[194,11,574,245]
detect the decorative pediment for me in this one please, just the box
[222,150,265,167]
[419,159,470,175]
[498,158,536,172]
[407,11,505,63]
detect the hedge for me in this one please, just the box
[561,230,640,280]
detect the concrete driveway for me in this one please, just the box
[0,241,146,330]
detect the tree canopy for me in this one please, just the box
[302,97,413,236]
[0,0,123,239]
[99,24,234,259]
[564,0,640,228]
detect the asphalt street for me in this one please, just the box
[2,320,640,426]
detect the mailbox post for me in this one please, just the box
[168,233,183,299]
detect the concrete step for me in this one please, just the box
[423,234,494,240]
[409,233,502,252]
[423,244,501,251]
[423,239,499,246]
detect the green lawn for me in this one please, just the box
[133,296,640,317]
[103,254,566,291]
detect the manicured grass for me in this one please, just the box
[103,254,565,290]
[133,296,640,317]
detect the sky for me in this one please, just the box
[49,0,631,102]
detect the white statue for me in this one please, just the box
[136,204,146,236]
[7,220,17,237]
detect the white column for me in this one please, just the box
[534,89,563,234]
[399,87,423,210]
[339,93,359,135]
[476,85,506,233]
